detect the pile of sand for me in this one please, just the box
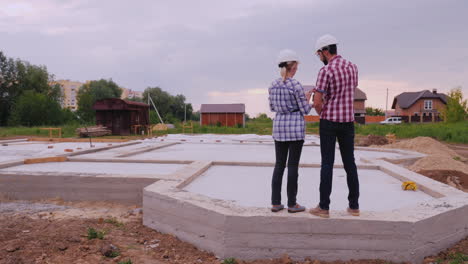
[371,137,468,173]
[409,155,468,172]
[373,137,463,159]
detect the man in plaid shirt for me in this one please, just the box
[309,34,360,218]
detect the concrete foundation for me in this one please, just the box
[143,160,468,263]
[0,135,466,263]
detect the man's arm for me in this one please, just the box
[313,92,323,114]
[313,68,329,115]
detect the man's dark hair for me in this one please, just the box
[322,44,337,55]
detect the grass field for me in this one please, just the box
[0,121,466,144]
[355,121,468,144]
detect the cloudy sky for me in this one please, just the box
[1,0,467,116]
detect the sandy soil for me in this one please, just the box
[0,200,467,264]
[372,137,468,177]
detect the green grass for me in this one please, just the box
[107,250,120,258]
[447,252,468,264]
[87,227,105,240]
[104,218,124,228]
[355,121,468,144]
[221,258,237,264]
[0,123,83,138]
[154,120,319,136]
[1,120,466,144]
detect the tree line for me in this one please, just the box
[0,50,195,127]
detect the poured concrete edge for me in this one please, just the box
[67,157,193,164]
[142,159,468,263]
[116,142,179,157]
[0,138,28,144]
[57,141,141,157]
[0,159,24,169]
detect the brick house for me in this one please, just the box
[303,86,367,124]
[354,88,367,118]
[391,89,447,122]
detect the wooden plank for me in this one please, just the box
[24,156,68,164]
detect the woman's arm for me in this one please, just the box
[294,82,312,115]
[268,86,276,112]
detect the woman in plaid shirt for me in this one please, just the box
[268,49,313,213]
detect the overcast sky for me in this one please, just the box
[1,0,467,116]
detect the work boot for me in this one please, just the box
[271,204,284,212]
[309,205,330,218]
[287,204,306,213]
[347,207,360,216]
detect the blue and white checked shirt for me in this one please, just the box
[268,78,312,141]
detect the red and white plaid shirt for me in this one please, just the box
[314,55,358,122]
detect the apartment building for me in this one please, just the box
[121,87,143,100]
[53,80,84,110]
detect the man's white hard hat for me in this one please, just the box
[277,49,299,65]
[315,34,338,51]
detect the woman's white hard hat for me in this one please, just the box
[277,49,299,65]
[315,34,338,51]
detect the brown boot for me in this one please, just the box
[309,205,330,218]
[347,207,360,216]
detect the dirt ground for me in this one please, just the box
[418,170,468,192]
[445,143,468,165]
[0,200,467,264]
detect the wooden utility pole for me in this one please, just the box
[385,88,388,117]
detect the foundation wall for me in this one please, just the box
[0,173,157,205]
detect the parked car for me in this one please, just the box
[380,117,402,125]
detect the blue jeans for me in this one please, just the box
[319,119,360,210]
[271,140,304,207]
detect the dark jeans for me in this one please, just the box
[271,140,304,207]
[319,119,360,210]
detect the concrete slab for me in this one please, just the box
[184,165,434,211]
[129,143,404,164]
[0,141,121,163]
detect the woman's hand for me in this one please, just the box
[305,90,313,102]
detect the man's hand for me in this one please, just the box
[313,92,323,114]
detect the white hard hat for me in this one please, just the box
[277,49,299,66]
[315,34,338,51]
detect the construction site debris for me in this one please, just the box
[76,126,111,138]
[358,135,388,146]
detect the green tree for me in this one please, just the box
[365,107,385,116]
[0,50,61,125]
[254,113,272,121]
[443,87,467,122]
[76,79,122,122]
[0,51,18,125]
[191,111,200,121]
[125,96,143,103]
[8,90,63,126]
[143,87,193,123]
